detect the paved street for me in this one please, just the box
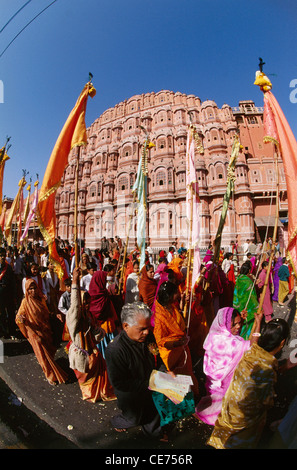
[0,295,297,451]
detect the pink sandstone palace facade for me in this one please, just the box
[53,90,288,251]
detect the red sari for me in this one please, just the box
[138,266,157,309]
[16,279,68,385]
[89,270,118,334]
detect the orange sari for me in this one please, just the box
[167,258,184,283]
[153,300,199,397]
[74,349,116,402]
[16,279,68,385]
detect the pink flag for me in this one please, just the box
[20,183,39,242]
[17,187,24,248]
[263,91,297,274]
[186,125,201,287]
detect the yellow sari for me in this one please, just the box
[208,343,277,449]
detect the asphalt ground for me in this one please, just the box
[0,294,297,453]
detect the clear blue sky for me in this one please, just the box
[1,0,297,198]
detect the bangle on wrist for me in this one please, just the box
[252,332,261,337]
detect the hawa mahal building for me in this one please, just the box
[54,90,288,251]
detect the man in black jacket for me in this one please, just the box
[105,301,164,439]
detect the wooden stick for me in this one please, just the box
[74,146,81,269]
[117,194,136,295]
[249,146,279,337]
[183,186,193,322]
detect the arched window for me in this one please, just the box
[119,176,128,191]
[123,146,132,157]
[90,185,96,198]
[158,139,166,149]
[156,171,166,186]
[216,165,224,180]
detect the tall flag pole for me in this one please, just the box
[16,169,29,248]
[184,119,204,323]
[254,60,297,322]
[20,177,39,243]
[0,137,11,241]
[132,128,155,271]
[0,137,11,215]
[5,174,27,246]
[23,179,32,230]
[213,134,242,264]
[36,80,96,279]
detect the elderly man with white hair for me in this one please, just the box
[105,301,168,440]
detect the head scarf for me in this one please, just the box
[19,279,52,342]
[167,258,183,282]
[195,307,251,425]
[202,307,250,387]
[138,266,157,309]
[89,270,111,322]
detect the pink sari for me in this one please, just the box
[195,307,250,425]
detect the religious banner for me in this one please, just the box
[20,180,38,242]
[5,176,27,246]
[36,81,96,278]
[254,70,297,275]
[186,124,202,287]
[213,134,242,263]
[132,137,155,270]
[0,141,10,216]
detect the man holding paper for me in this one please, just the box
[105,301,169,440]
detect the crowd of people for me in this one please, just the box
[0,234,296,448]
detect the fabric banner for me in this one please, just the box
[36,82,96,278]
[255,71,297,274]
[5,177,27,246]
[16,184,24,248]
[20,181,38,242]
[213,135,241,262]
[132,139,154,270]
[0,146,10,216]
[186,125,201,287]
[264,91,297,274]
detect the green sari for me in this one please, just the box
[233,274,259,339]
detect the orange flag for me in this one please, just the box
[0,146,10,216]
[36,81,96,278]
[255,71,297,274]
[5,177,27,246]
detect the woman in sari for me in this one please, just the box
[89,269,120,358]
[256,261,273,322]
[195,307,262,425]
[138,264,158,309]
[167,257,184,285]
[187,267,209,363]
[272,256,283,302]
[233,263,259,339]
[79,252,90,277]
[203,244,213,264]
[15,279,68,385]
[66,267,116,403]
[208,318,290,449]
[150,261,169,327]
[153,281,199,400]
